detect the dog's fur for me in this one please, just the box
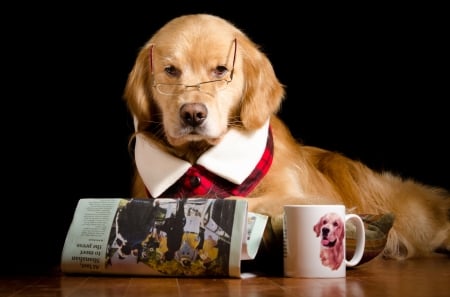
[123,14,450,273]
[313,212,345,270]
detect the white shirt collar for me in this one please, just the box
[135,119,270,197]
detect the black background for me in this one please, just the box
[2,3,448,274]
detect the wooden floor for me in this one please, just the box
[1,254,449,297]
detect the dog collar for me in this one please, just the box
[135,119,272,198]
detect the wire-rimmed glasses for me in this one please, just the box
[151,39,237,95]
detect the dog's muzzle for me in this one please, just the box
[321,227,337,247]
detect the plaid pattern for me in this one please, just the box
[148,127,274,199]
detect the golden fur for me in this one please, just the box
[123,14,450,269]
[313,212,345,270]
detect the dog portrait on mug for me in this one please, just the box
[313,212,345,270]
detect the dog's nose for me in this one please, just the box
[180,103,207,127]
[322,227,329,236]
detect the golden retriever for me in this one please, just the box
[313,212,345,270]
[123,13,450,272]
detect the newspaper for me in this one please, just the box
[61,198,268,278]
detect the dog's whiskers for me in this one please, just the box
[139,119,165,139]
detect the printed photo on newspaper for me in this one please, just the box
[61,198,268,278]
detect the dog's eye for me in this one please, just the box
[333,222,339,227]
[213,65,228,78]
[164,66,181,77]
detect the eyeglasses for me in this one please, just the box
[151,39,237,95]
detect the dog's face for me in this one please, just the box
[313,212,345,270]
[124,14,285,156]
[313,212,345,249]
[150,35,241,147]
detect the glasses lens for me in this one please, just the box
[199,80,228,93]
[155,80,229,95]
[156,84,185,95]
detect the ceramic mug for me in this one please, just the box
[283,205,365,278]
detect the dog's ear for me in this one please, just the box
[313,219,322,237]
[123,42,154,131]
[337,219,345,241]
[238,36,286,130]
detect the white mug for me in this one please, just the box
[283,204,365,278]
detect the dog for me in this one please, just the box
[122,14,450,273]
[313,212,345,270]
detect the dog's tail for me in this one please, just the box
[382,185,450,259]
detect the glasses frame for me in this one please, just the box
[150,39,237,95]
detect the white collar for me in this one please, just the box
[135,119,270,197]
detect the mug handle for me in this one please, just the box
[344,214,366,267]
